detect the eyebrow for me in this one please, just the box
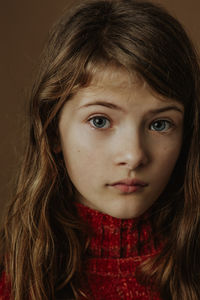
[149,106,184,114]
[79,101,184,114]
[79,101,124,111]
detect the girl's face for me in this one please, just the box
[59,67,184,219]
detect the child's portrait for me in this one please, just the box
[0,1,200,299]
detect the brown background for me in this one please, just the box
[0,0,200,221]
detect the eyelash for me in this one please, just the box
[87,115,174,132]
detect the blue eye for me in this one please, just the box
[89,116,111,129]
[150,120,172,131]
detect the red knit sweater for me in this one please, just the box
[76,202,163,300]
[0,203,163,299]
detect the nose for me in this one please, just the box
[114,129,149,170]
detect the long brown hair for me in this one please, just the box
[0,0,200,299]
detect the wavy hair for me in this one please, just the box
[0,0,200,299]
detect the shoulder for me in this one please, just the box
[0,271,11,300]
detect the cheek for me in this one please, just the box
[153,138,182,182]
[61,129,104,184]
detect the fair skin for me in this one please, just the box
[59,67,184,219]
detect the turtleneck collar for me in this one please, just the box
[75,202,161,259]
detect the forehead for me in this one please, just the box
[81,65,178,106]
[88,64,141,89]
[63,65,183,115]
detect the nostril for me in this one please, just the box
[116,154,149,170]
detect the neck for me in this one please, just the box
[75,202,161,259]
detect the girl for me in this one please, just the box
[0,0,200,299]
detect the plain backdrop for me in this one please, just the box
[0,0,200,222]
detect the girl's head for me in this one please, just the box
[33,0,199,218]
[58,66,184,218]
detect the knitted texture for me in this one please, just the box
[76,202,163,300]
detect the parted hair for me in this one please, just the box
[0,0,200,299]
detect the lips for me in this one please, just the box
[111,178,148,186]
[109,178,148,193]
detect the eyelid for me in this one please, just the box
[87,113,111,121]
[152,118,175,124]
